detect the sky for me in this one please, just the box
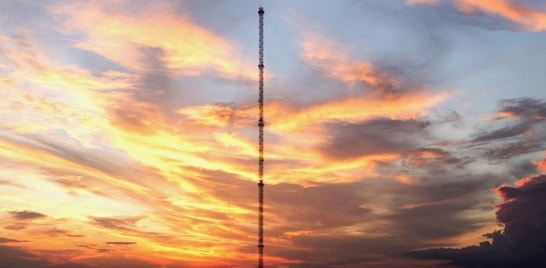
[1,0,546,267]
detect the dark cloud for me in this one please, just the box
[474,123,530,142]
[497,98,546,120]
[268,234,412,266]
[0,245,89,268]
[45,263,89,268]
[244,175,497,265]
[106,241,137,245]
[0,245,52,268]
[470,98,546,160]
[75,255,161,268]
[3,224,26,230]
[77,243,111,253]
[0,237,26,243]
[9,210,46,220]
[4,212,83,237]
[495,174,546,242]
[411,174,546,267]
[484,141,544,160]
[87,216,174,247]
[90,216,141,232]
[42,228,84,238]
[320,119,431,159]
[267,182,373,234]
[472,102,541,144]
[0,242,160,268]
[376,177,495,241]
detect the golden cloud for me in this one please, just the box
[50,1,255,79]
[301,33,397,88]
[456,0,546,31]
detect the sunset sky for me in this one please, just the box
[1,0,546,267]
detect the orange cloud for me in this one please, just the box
[301,34,397,88]
[168,33,449,187]
[0,29,259,261]
[0,3,466,266]
[406,148,459,167]
[294,33,447,132]
[455,0,546,31]
[265,91,447,132]
[195,91,447,135]
[50,1,255,79]
[535,152,546,172]
[177,104,235,128]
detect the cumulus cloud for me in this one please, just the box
[495,174,546,243]
[411,157,546,267]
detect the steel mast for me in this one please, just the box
[257,6,265,268]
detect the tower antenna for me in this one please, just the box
[257,6,265,268]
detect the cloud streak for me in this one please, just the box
[410,0,546,31]
[50,1,254,79]
[1,1,545,267]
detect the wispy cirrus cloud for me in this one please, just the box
[300,33,398,91]
[410,0,546,31]
[455,0,546,31]
[471,98,546,160]
[49,1,254,80]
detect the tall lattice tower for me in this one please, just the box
[257,6,265,268]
